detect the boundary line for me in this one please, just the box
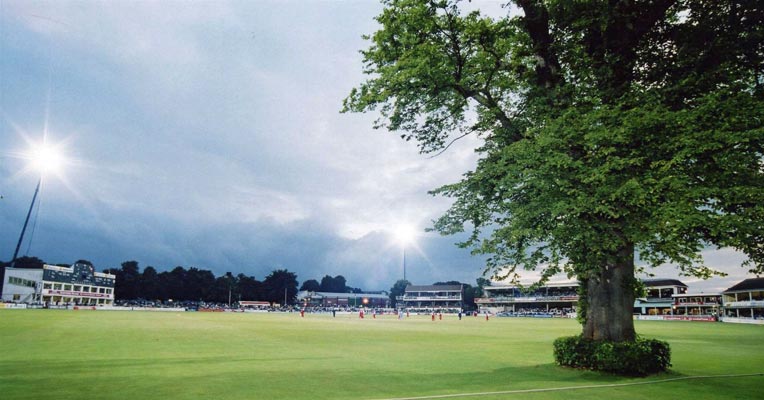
[367,372,764,400]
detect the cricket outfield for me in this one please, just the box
[0,310,761,399]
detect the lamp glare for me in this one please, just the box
[31,145,63,174]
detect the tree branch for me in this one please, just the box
[427,130,474,159]
[599,0,678,97]
[515,0,563,89]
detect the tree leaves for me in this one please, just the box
[345,0,764,282]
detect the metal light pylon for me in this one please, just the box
[10,177,42,268]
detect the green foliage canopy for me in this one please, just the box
[344,0,764,285]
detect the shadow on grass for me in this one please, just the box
[322,363,690,400]
[0,359,697,400]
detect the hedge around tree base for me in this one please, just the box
[553,335,671,376]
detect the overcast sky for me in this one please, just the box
[0,0,754,293]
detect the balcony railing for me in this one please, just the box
[478,295,578,303]
[402,296,462,301]
[725,300,764,308]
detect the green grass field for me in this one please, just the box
[0,310,762,399]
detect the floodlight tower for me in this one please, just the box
[10,143,63,268]
[10,177,42,268]
[394,224,416,281]
[403,245,407,281]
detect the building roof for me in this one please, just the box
[406,285,463,292]
[642,279,687,288]
[723,277,764,293]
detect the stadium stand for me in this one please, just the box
[477,281,578,317]
[668,293,721,321]
[633,279,688,316]
[721,277,764,324]
[1,262,115,306]
[399,284,464,313]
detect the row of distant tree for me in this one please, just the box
[0,257,301,304]
[1,256,487,308]
[104,261,301,305]
[298,275,363,294]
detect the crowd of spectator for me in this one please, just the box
[486,287,578,301]
[496,307,575,317]
[114,299,284,311]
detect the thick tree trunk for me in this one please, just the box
[582,244,636,342]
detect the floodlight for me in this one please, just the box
[30,144,64,174]
[390,223,419,281]
[10,140,67,268]
[393,224,417,246]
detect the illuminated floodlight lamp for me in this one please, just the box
[393,223,417,246]
[390,223,419,281]
[29,143,64,174]
[10,141,67,268]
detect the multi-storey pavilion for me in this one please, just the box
[2,262,115,306]
[399,284,463,312]
[721,277,764,322]
[477,281,578,316]
[634,279,688,316]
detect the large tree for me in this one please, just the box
[300,279,321,292]
[140,266,162,300]
[237,273,263,301]
[110,261,141,301]
[262,269,299,305]
[389,279,410,308]
[10,256,45,269]
[344,0,763,343]
[319,275,350,293]
[210,272,238,304]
